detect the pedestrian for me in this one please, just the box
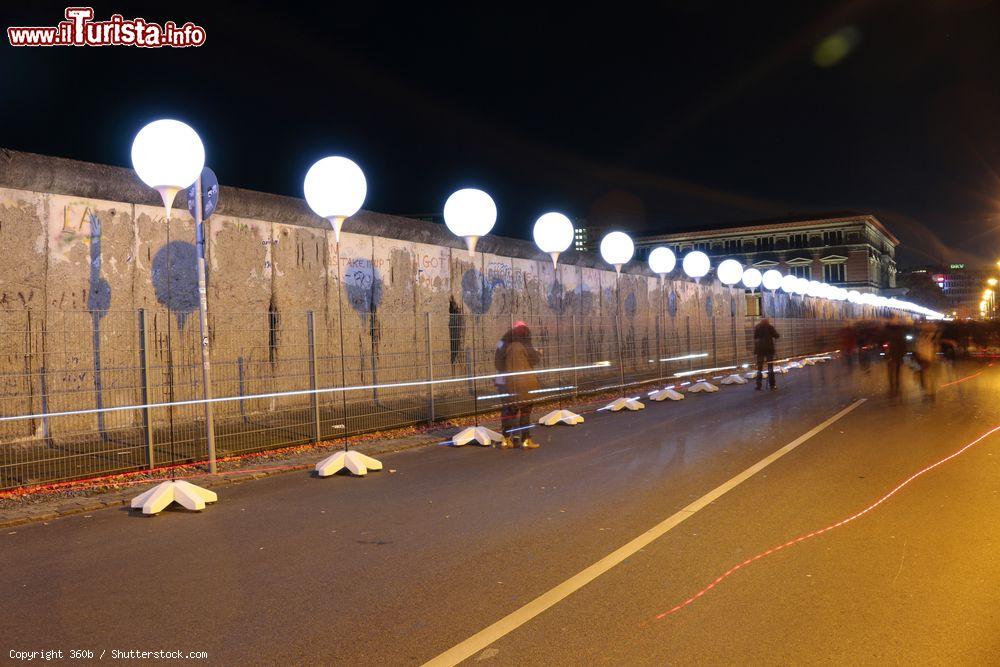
[856,323,872,371]
[840,323,857,368]
[753,317,780,390]
[914,321,941,398]
[883,318,907,397]
[496,321,542,449]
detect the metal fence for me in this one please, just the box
[0,309,847,490]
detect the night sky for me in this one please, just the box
[2,1,999,266]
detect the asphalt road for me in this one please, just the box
[3,358,1000,665]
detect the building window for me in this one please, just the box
[790,265,812,279]
[755,236,774,251]
[823,230,844,245]
[790,233,808,249]
[823,263,846,283]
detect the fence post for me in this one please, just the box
[425,312,435,424]
[572,314,579,399]
[137,309,155,470]
[307,311,321,443]
[655,308,663,381]
[732,307,738,368]
[711,314,718,367]
[685,315,692,371]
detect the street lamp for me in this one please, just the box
[131,119,205,220]
[128,120,217,515]
[445,188,503,446]
[600,232,643,412]
[444,188,497,257]
[533,213,583,427]
[303,156,368,243]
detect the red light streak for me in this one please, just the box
[940,371,981,388]
[649,420,1000,623]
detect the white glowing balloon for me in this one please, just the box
[444,188,497,255]
[303,156,368,241]
[847,290,861,303]
[780,274,798,293]
[762,269,783,291]
[648,246,676,275]
[716,259,744,286]
[807,280,823,297]
[533,212,574,253]
[682,251,711,279]
[533,212,574,267]
[131,119,205,217]
[600,231,634,269]
[793,277,810,295]
[742,267,763,290]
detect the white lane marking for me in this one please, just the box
[422,398,867,667]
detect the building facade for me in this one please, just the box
[633,212,899,293]
[901,264,991,319]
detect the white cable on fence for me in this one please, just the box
[1,347,841,425]
[0,360,612,423]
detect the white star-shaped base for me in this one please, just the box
[802,357,817,365]
[688,380,719,393]
[721,374,747,385]
[772,366,789,374]
[315,450,383,477]
[131,480,218,515]
[745,370,765,379]
[810,356,831,363]
[649,387,684,401]
[451,426,504,446]
[787,361,804,369]
[538,409,584,426]
[604,397,645,411]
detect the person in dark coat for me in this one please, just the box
[884,319,908,397]
[496,322,542,449]
[754,318,781,390]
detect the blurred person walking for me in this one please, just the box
[753,317,781,391]
[914,321,941,398]
[884,318,908,397]
[495,321,542,449]
[840,323,857,368]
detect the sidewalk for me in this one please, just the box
[0,387,631,528]
[0,352,836,529]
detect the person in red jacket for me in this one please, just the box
[495,322,542,449]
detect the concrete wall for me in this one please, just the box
[0,149,871,447]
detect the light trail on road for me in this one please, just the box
[649,402,1000,622]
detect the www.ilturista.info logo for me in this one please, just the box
[7,7,206,47]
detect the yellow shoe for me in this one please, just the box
[521,438,540,449]
[497,437,515,449]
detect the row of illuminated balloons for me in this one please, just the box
[130,119,944,320]
[604,234,944,319]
